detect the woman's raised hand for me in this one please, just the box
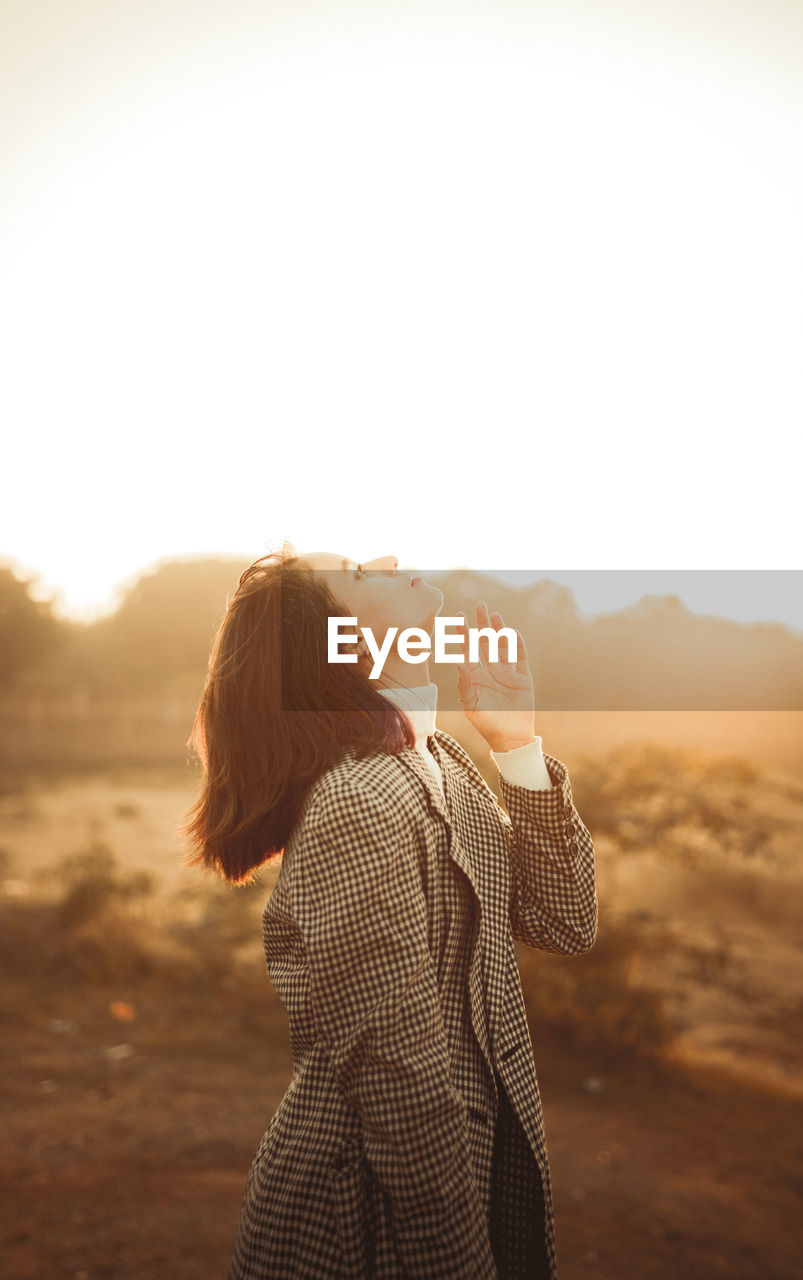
[454,602,538,752]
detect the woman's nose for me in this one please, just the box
[364,555,398,572]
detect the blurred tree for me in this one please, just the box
[4,558,802,710]
[75,557,247,696]
[0,566,66,691]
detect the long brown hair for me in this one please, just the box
[180,543,416,884]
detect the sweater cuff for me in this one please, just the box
[489,736,554,791]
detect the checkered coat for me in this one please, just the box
[229,729,597,1279]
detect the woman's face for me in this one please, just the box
[300,551,443,638]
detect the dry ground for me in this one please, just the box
[1,744,801,1280]
[2,959,801,1280]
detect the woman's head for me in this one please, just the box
[300,553,443,678]
[181,542,419,884]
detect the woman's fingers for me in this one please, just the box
[474,603,519,666]
[490,611,519,665]
[458,605,529,672]
[455,612,469,666]
[454,605,534,721]
[475,601,491,665]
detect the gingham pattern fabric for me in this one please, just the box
[228,730,597,1279]
[489,1071,551,1279]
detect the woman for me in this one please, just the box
[183,545,597,1279]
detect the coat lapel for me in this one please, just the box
[395,739,496,1076]
[428,734,512,1053]
[394,742,452,826]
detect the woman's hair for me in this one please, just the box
[180,542,416,884]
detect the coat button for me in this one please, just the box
[568,839,580,855]
[563,803,573,819]
[564,822,576,838]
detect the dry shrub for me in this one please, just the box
[53,839,155,929]
[519,915,676,1067]
[0,894,156,985]
[1,841,158,984]
[1,842,269,993]
[571,741,789,862]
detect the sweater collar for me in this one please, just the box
[377,682,438,743]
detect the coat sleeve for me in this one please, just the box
[291,779,498,1280]
[498,751,598,955]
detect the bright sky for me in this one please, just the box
[2,0,801,624]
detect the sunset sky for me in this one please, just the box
[2,0,800,624]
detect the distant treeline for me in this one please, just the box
[0,559,243,703]
[1,559,801,710]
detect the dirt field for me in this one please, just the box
[1,740,801,1279]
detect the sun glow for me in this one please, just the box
[2,5,801,617]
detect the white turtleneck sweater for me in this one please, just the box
[377,682,553,797]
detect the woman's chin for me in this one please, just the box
[419,581,444,609]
